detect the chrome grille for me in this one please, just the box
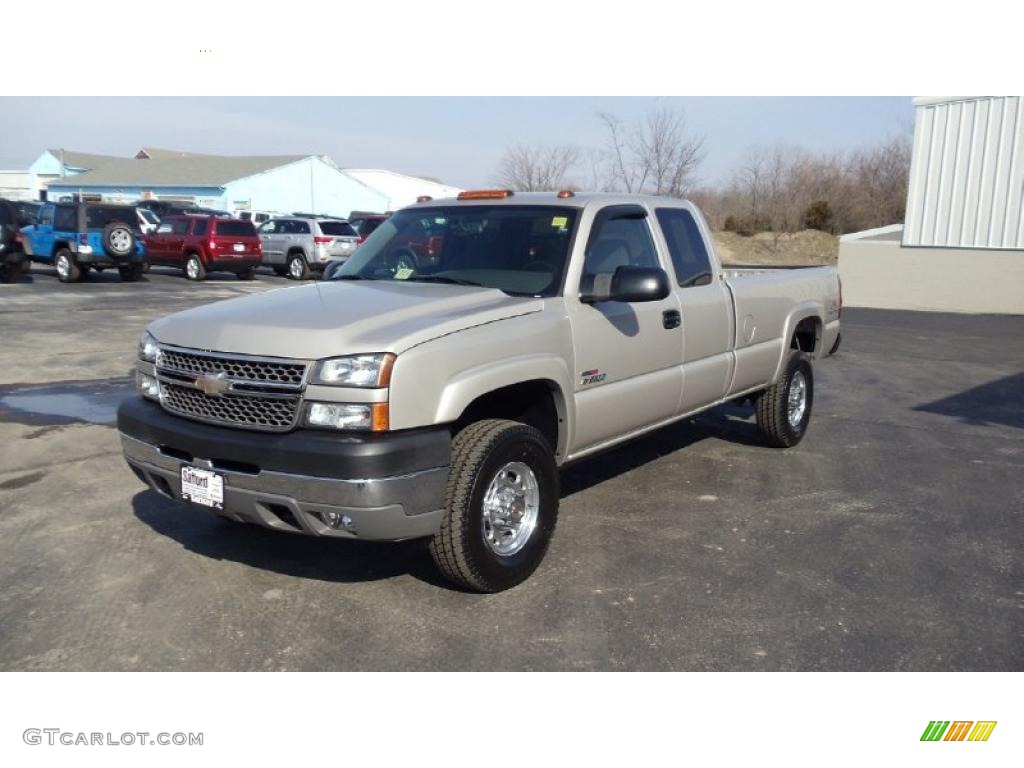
[155,346,309,432]
[161,383,300,431]
[159,348,306,387]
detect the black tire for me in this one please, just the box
[429,419,559,592]
[184,253,206,281]
[0,264,13,284]
[102,221,136,258]
[286,252,310,280]
[54,248,81,283]
[755,351,814,448]
[236,266,257,281]
[118,263,145,282]
[273,265,288,277]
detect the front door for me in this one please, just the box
[30,204,56,260]
[566,205,683,454]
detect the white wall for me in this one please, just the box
[839,240,1024,314]
[0,171,34,200]
[904,96,1024,249]
[221,157,388,218]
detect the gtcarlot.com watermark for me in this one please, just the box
[24,728,203,747]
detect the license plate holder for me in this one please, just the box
[180,465,224,510]
[233,243,245,252]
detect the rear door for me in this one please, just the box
[566,204,684,453]
[258,219,282,262]
[147,219,174,263]
[653,206,735,413]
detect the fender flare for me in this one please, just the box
[434,354,575,458]
[770,302,824,382]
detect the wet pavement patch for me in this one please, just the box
[0,377,134,427]
[0,471,46,491]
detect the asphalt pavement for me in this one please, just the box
[0,263,1021,670]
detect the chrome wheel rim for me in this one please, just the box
[56,254,69,278]
[110,228,131,253]
[187,259,198,279]
[481,461,540,556]
[788,370,807,427]
[289,258,304,278]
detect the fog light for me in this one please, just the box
[321,511,353,529]
[136,371,161,401]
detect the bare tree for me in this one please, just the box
[597,106,705,197]
[495,143,581,191]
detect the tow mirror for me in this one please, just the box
[581,266,670,304]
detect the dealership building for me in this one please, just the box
[840,96,1024,314]
[12,147,461,219]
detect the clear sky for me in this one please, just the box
[0,97,912,188]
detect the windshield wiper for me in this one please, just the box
[405,275,485,287]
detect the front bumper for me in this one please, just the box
[118,397,450,541]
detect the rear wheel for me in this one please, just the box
[54,248,81,283]
[755,352,814,447]
[118,263,144,282]
[184,254,206,281]
[429,419,560,592]
[287,252,310,280]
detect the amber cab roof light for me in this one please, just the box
[457,189,514,200]
[557,189,575,198]
[416,195,433,203]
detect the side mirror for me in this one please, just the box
[581,266,671,304]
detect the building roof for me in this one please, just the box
[46,149,123,170]
[343,169,462,209]
[48,155,309,188]
[135,147,215,159]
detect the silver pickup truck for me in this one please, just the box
[118,191,841,592]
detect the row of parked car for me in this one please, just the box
[0,197,391,284]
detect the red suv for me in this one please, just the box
[144,215,262,281]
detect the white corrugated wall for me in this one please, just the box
[903,96,1024,249]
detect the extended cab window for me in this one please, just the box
[656,208,713,287]
[581,212,660,279]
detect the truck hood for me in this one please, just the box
[148,281,544,359]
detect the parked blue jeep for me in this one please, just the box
[21,202,147,283]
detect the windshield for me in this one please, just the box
[85,206,136,229]
[333,205,578,297]
[318,220,357,237]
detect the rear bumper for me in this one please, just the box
[208,256,262,271]
[118,397,450,541]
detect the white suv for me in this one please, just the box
[258,216,360,279]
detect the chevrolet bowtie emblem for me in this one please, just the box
[195,371,231,396]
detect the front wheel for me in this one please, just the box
[755,352,814,447]
[429,419,559,592]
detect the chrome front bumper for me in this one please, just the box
[121,433,447,541]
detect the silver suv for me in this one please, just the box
[258,216,359,280]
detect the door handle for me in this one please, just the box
[662,309,681,330]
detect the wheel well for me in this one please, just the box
[791,316,822,355]
[52,241,72,256]
[287,248,306,258]
[454,380,562,456]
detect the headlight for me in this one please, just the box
[136,371,161,401]
[138,331,160,363]
[306,402,389,431]
[312,353,394,387]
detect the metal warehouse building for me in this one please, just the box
[44,153,389,219]
[840,96,1024,314]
